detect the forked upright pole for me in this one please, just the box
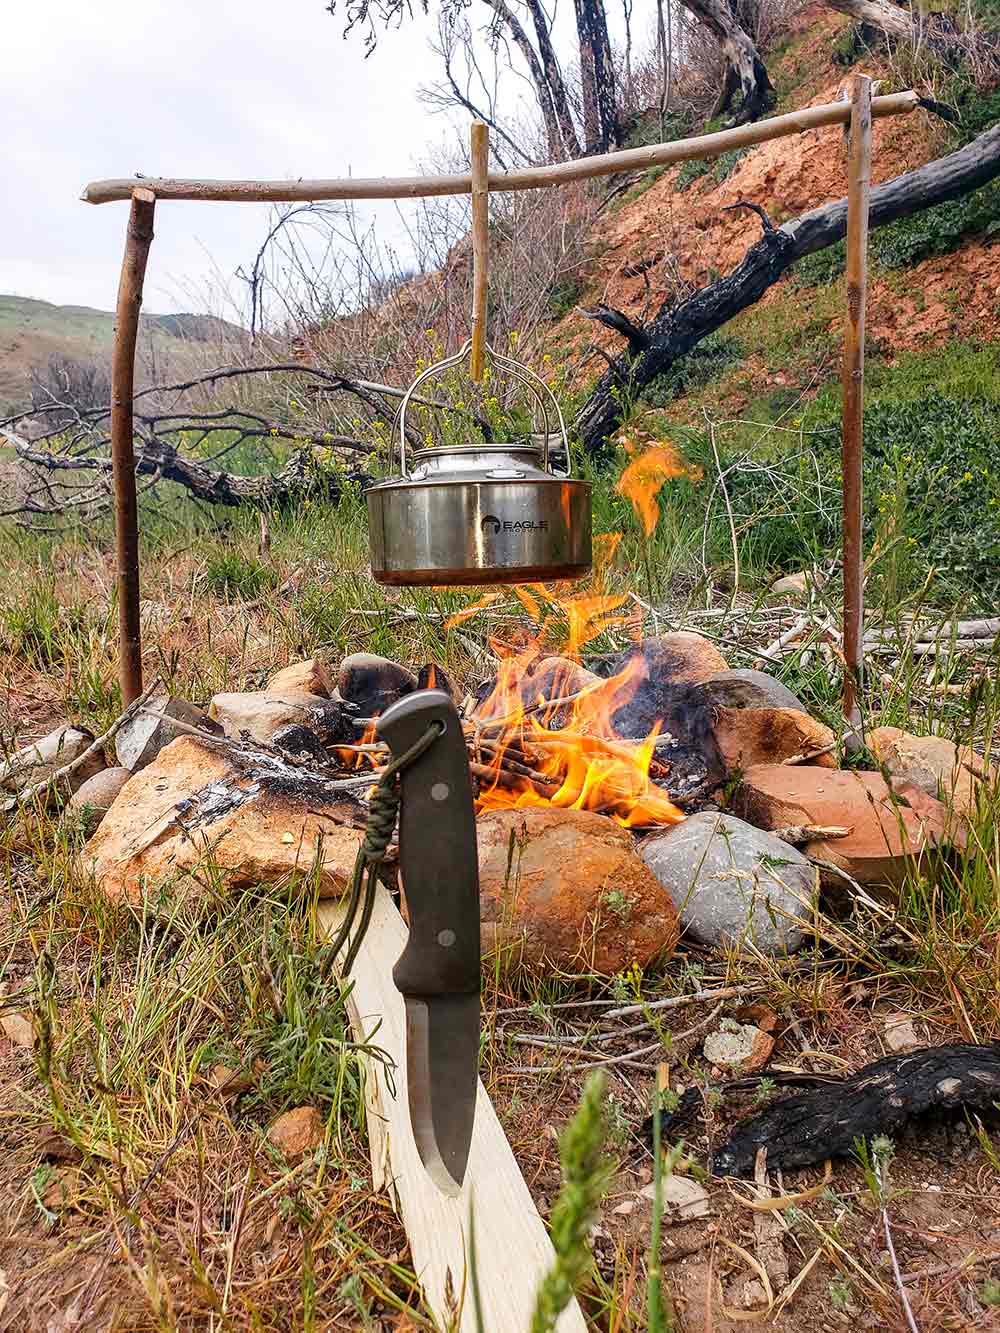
[110,187,156,705]
[841,74,872,730]
[469,122,489,381]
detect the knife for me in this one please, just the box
[376,688,481,1195]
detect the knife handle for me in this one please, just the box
[377,689,481,998]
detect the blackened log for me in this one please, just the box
[574,121,1000,454]
[580,304,653,353]
[653,1044,1000,1177]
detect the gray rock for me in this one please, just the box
[703,1023,762,1067]
[117,695,222,772]
[0,725,105,795]
[639,811,816,955]
[692,668,807,714]
[66,767,131,833]
[337,654,416,715]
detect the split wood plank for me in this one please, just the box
[318,885,587,1333]
[81,92,918,205]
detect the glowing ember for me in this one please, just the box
[469,586,684,829]
[615,442,703,537]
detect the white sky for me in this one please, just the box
[2,0,469,315]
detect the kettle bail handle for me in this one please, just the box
[392,339,571,480]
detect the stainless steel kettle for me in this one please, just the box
[365,341,592,586]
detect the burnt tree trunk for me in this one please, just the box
[574,0,622,152]
[682,0,774,124]
[524,0,584,158]
[825,0,968,52]
[11,434,364,511]
[574,120,1000,454]
[484,0,564,159]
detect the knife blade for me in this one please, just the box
[376,688,480,1195]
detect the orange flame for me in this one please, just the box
[468,584,684,829]
[615,442,703,537]
[335,720,379,770]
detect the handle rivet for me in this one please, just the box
[430,782,450,801]
[437,929,457,948]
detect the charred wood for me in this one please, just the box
[645,1044,1000,1177]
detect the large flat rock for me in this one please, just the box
[84,736,365,906]
[732,764,962,888]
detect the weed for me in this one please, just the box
[203,551,277,599]
[791,239,847,289]
[676,158,712,191]
[828,1277,855,1311]
[548,276,585,319]
[531,1071,613,1332]
[644,334,745,407]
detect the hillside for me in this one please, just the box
[551,5,1000,425]
[0,295,247,412]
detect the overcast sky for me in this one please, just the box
[2,0,471,316]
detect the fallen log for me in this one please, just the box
[574,120,1000,451]
[645,1044,1000,1177]
[318,886,587,1332]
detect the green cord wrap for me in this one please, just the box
[322,720,443,978]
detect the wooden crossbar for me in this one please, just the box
[81,91,917,205]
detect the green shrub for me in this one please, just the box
[644,333,746,405]
[717,378,1000,599]
[548,276,585,319]
[624,109,691,149]
[676,157,712,191]
[712,147,749,183]
[675,147,748,193]
[203,551,277,599]
[871,181,1000,268]
[791,238,847,288]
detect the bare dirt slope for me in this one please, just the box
[554,6,1000,387]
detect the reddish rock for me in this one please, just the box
[266,658,334,698]
[732,764,962,889]
[267,1106,324,1160]
[627,632,729,685]
[84,736,365,906]
[475,655,602,725]
[712,707,837,771]
[476,807,679,974]
[868,726,995,819]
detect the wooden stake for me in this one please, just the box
[841,74,872,730]
[469,122,489,381]
[319,887,587,1332]
[110,187,156,705]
